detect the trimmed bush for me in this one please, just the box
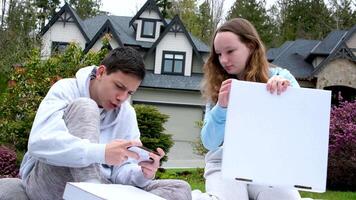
[0,146,18,178]
[327,99,356,191]
[134,104,173,162]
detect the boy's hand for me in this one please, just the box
[138,148,165,179]
[105,139,142,165]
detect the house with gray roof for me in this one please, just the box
[267,25,356,104]
[40,0,209,168]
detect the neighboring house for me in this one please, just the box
[40,0,209,167]
[267,25,356,104]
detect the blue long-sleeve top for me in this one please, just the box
[201,67,300,151]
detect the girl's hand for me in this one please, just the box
[266,76,290,95]
[217,79,233,108]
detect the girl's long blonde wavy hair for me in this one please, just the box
[201,18,270,104]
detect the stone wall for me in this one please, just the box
[316,59,356,89]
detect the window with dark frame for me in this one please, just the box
[162,51,185,75]
[141,19,156,38]
[52,41,70,54]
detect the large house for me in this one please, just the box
[40,0,209,167]
[267,25,356,104]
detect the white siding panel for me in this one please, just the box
[155,33,193,76]
[41,21,86,58]
[140,10,160,19]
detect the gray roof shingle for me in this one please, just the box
[141,71,203,91]
[311,30,348,55]
[270,39,320,79]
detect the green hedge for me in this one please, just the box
[134,104,173,162]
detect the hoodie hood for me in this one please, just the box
[75,65,96,98]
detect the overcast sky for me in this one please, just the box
[101,0,277,17]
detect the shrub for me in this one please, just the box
[0,146,19,178]
[0,44,107,152]
[327,99,356,191]
[193,120,208,156]
[134,104,173,162]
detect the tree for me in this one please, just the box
[69,0,102,19]
[208,0,224,33]
[196,0,213,44]
[1,0,7,29]
[35,0,60,30]
[0,0,38,83]
[156,0,173,18]
[278,0,333,41]
[170,0,199,35]
[329,0,356,30]
[227,0,275,48]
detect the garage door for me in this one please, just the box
[151,104,205,168]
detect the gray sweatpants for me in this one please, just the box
[25,98,191,200]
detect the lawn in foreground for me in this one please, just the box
[156,168,356,200]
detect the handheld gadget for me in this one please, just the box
[127,146,159,163]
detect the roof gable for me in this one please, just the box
[312,25,356,75]
[145,15,203,61]
[129,0,167,27]
[40,3,90,42]
[83,19,123,53]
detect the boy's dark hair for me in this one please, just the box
[100,47,145,80]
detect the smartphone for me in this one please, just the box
[127,146,159,163]
[136,146,160,156]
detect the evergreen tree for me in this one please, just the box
[0,0,38,77]
[69,0,102,19]
[35,0,60,30]
[156,0,173,18]
[197,0,213,44]
[227,0,275,48]
[278,0,334,41]
[329,0,356,30]
[170,0,199,36]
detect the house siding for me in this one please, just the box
[155,33,193,76]
[132,87,204,106]
[192,52,209,73]
[316,59,356,89]
[144,53,155,70]
[191,56,203,73]
[41,14,86,58]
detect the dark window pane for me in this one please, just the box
[164,60,173,72]
[143,21,154,36]
[174,60,183,73]
[52,42,69,55]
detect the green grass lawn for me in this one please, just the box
[156,168,356,200]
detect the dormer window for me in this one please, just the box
[141,19,156,38]
[162,51,185,75]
